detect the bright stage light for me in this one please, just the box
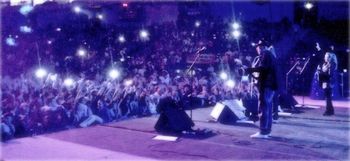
[232,30,241,39]
[35,68,47,78]
[232,22,240,30]
[139,30,149,40]
[120,57,125,62]
[195,21,201,27]
[304,2,313,10]
[47,40,52,45]
[344,69,348,73]
[226,79,235,88]
[118,35,126,43]
[56,28,61,32]
[77,48,87,57]
[220,72,228,80]
[176,69,181,73]
[124,79,133,86]
[64,78,75,87]
[108,69,120,80]
[122,3,128,7]
[73,6,81,13]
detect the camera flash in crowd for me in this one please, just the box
[77,48,87,57]
[118,35,126,43]
[232,30,241,39]
[226,79,235,88]
[64,78,75,87]
[97,14,104,20]
[6,37,16,46]
[195,21,201,27]
[232,22,240,30]
[35,68,48,78]
[304,2,313,10]
[108,69,120,80]
[139,29,149,40]
[124,79,133,86]
[220,72,228,80]
[73,6,81,13]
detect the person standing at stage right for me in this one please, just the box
[318,52,337,116]
[247,40,278,139]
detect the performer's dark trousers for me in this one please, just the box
[259,88,275,135]
[324,87,334,114]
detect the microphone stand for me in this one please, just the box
[299,58,311,108]
[185,47,205,119]
[286,60,300,91]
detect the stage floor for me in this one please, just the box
[2,97,350,160]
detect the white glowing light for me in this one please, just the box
[73,6,81,13]
[35,68,47,78]
[108,69,120,80]
[251,42,256,47]
[220,72,228,80]
[20,26,32,33]
[120,57,125,62]
[64,78,75,87]
[47,40,52,45]
[77,48,86,57]
[176,69,181,73]
[6,37,16,46]
[226,79,235,88]
[344,69,348,73]
[122,3,128,7]
[19,5,33,15]
[304,2,313,10]
[97,14,104,20]
[232,30,241,39]
[195,21,201,27]
[139,30,149,39]
[232,22,240,30]
[118,35,126,43]
[124,79,133,86]
[56,28,61,32]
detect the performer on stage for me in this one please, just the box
[247,40,278,138]
[318,52,337,116]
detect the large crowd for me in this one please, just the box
[3,2,336,141]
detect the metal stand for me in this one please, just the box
[284,60,301,113]
[185,47,206,119]
[298,58,315,109]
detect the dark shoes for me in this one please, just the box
[323,111,334,116]
[249,115,259,122]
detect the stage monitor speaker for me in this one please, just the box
[210,100,246,124]
[154,97,194,133]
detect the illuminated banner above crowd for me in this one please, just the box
[186,54,217,64]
